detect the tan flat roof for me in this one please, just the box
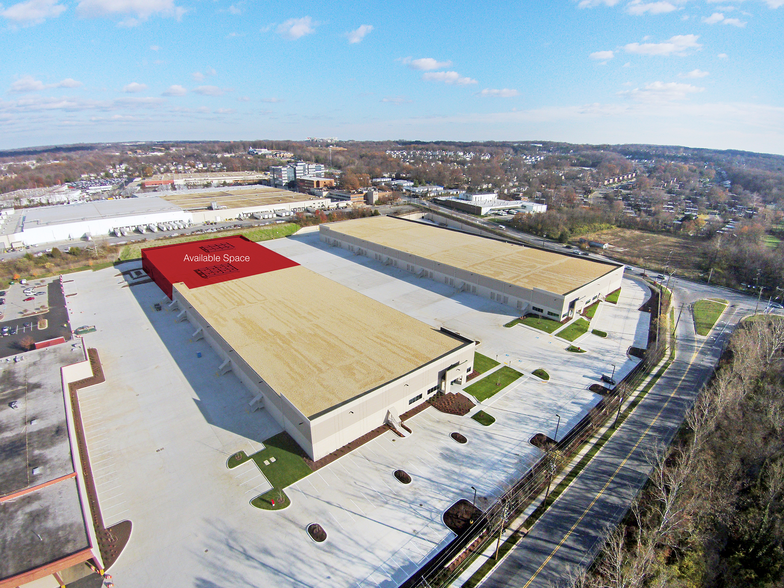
[175,265,463,418]
[160,186,320,210]
[325,216,618,295]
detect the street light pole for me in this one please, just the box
[554,413,561,444]
[610,364,616,380]
[471,486,477,509]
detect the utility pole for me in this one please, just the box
[494,501,509,560]
[674,302,685,332]
[755,269,763,314]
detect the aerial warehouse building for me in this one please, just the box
[320,216,624,320]
[142,236,475,461]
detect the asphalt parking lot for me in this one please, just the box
[0,278,71,358]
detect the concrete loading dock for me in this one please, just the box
[320,216,624,320]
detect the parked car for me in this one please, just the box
[35,292,46,296]
[0,298,5,305]
[1,326,8,336]
[23,297,35,302]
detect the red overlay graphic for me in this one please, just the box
[142,235,298,298]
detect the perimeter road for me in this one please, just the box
[481,293,745,588]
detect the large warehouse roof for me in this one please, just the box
[17,197,180,230]
[175,264,465,418]
[324,216,618,295]
[142,235,298,298]
[160,185,320,211]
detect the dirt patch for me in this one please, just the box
[529,433,555,451]
[307,523,327,543]
[589,383,612,396]
[450,432,467,444]
[443,499,482,535]
[579,228,704,278]
[429,393,474,416]
[394,470,412,484]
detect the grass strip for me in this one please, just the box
[464,366,523,401]
[693,298,728,335]
[583,301,600,319]
[521,315,562,334]
[567,345,587,353]
[592,329,608,338]
[504,318,522,328]
[557,318,590,342]
[473,352,500,374]
[532,369,549,381]
[605,289,621,304]
[461,346,675,588]
[118,223,299,260]
[471,411,496,426]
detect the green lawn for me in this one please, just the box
[471,411,496,426]
[504,318,522,328]
[464,366,523,401]
[567,345,587,353]
[583,301,600,319]
[473,352,499,374]
[532,369,550,381]
[227,432,311,511]
[693,298,728,335]
[592,329,608,338]
[765,234,781,249]
[605,289,621,304]
[118,223,299,260]
[557,318,590,342]
[521,315,562,334]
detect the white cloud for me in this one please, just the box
[122,82,147,93]
[621,80,704,102]
[624,34,701,56]
[150,44,160,51]
[681,68,709,78]
[381,96,412,104]
[227,3,241,14]
[205,67,216,76]
[590,50,615,60]
[9,75,82,92]
[702,11,746,25]
[1,0,65,24]
[76,0,185,23]
[237,96,250,102]
[277,16,315,40]
[577,0,622,7]
[422,71,477,85]
[346,24,373,44]
[192,72,204,81]
[403,57,453,71]
[479,88,519,98]
[261,97,282,103]
[718,52,729,58]
[703,11,724,23]
[162,84,186,96]
[627,0,680,15]
[722,17,746,25]
[215,108,235,114]
[763,0,784,7]
[193,85,227,96]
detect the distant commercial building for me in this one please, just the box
[320,216,623,320]
[142,171,269,190]
[142,236,475,461]
[0,197,191,249]
[296,176,335,192]
[270,162,326,188]
[434,192,546,216]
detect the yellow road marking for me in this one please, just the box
[518,328,712,588]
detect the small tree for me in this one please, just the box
[20,336,36,351]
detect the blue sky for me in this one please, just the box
[1,0,783,154]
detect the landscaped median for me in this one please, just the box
[520,314,562,334]
[227,432,312,510]
[556,317,590,342]
[693,298,728,336]
[464,366,523,402]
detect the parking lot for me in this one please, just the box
[0,278,71,358]
[62,232,650,587]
